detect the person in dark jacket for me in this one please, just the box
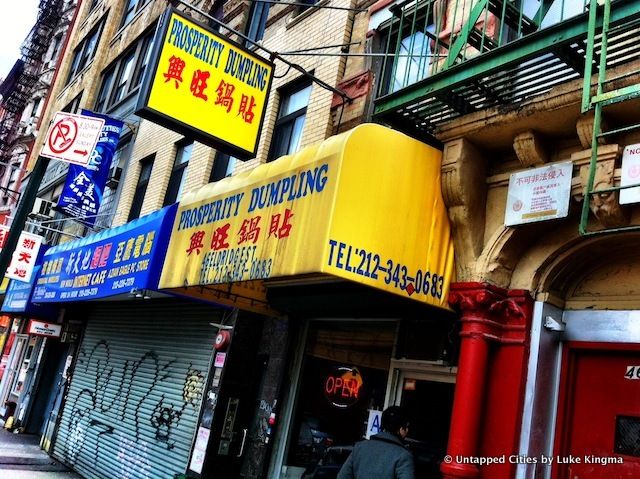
[337,406,415,479]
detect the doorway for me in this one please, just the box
[388,361,456,478]
[554,344,640,479]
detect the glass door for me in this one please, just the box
[0,334,28,410]
[388,361,457,479]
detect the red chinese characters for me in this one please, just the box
[187,230,206,255]
[215,80,235,113]
[0,228,8,249]
[164,55,186,88]
[238,94,256,124]
[18,251,32,264]
[238,216,261,244]
[162,55,258,121]
[190,69,210,101]
[211,224,231,251]
[269,209,294,238]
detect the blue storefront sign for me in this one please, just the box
[2,265,55,316]
[56,110,124,227]
[32,204,177,302]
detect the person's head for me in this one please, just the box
[381,406,410,439]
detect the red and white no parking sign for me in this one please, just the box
[40,111,104,166]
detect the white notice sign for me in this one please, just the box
[366,409,382,439]
[40,111,104,166]
[505,161,573,226]
[28,320,62,338]
[620,144,640,205]
[189,426,211,474]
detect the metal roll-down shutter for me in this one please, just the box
[53,300,221,479]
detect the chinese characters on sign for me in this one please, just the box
[168,163,328,287]
[620,144,640,205]
[32,205,176,302]
[137,8,274,160]
[505,161,573,226]
[160,125,455,310]
[57,111,124,226]
[0,226,44,283]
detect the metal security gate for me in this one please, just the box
[53,300,222,479]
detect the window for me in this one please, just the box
[294,0,319,16]
[121,0,151,27]
[48,34,63,65]
[128,155,154,221]
[94,69,114,112]
[112,52,135,104]
[246,1,270,43]
[378,6,436,97]
[66,20,104,84]
[209,152,236,182]
[31,98,41,118]
[7,161,21,193]
[61,93,83,113]
[163,141,193,206]
[268,82,312,161]
[391,28,434,93]
[93,30,154,112]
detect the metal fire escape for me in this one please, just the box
[373,0,640,142]
[0,0,63,169]
[579,0,640,235]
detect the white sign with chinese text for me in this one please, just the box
[620,144,640,205]
[40,111,104,166]
[505,161,573,226]
[27,320,62,338]
[0,226,44,282]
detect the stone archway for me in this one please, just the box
[535,232,640,309]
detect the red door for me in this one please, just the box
[555,344,640,479]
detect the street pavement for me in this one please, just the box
[0,428,83,478]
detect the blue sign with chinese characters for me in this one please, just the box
[56,110,124,227]
[32,205,177,302]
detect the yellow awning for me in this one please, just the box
[160,124,455,311]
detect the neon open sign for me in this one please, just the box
[324,366,363,408]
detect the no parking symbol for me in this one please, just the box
[40,111,104,166]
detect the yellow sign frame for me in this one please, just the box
[136,8,274,160]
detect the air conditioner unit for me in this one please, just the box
[31,198,55,218]
[106,166,122,188]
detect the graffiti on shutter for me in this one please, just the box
[62,339,205,472]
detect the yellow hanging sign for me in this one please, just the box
[136,8,274,160]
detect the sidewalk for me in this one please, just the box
[0,428,83,478]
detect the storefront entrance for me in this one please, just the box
[554,344,640,479]
[389,363,456,478]
[271,314,458,479]
[278,320,396,479]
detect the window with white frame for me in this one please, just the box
[93,30,154,112]
[66,19,105,84]
[163,140,193,206]
[268,82,312,161]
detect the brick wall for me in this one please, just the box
[30,0,373,227]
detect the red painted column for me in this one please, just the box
[441,283,506,479]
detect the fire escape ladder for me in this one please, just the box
[0,0,63,161]
[579,0,640,236]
